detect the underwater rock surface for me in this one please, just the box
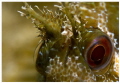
[19,2,119,82]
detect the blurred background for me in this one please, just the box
[2,2,58,82]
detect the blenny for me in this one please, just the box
[18,2,119,82]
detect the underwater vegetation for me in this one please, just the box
[18,2,119,82]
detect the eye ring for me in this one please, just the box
[86,35,114,70]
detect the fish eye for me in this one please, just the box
[81,28,114,73]
[87,36,113,70]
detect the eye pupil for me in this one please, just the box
[91,46,105,65]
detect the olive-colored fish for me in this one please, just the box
[18,2,119,82]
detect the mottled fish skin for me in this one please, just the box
[19,2,119,82]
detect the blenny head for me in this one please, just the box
[18,2,119,82]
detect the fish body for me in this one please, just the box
[19,2,119,82]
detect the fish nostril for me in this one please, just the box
[91,45,105,65]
